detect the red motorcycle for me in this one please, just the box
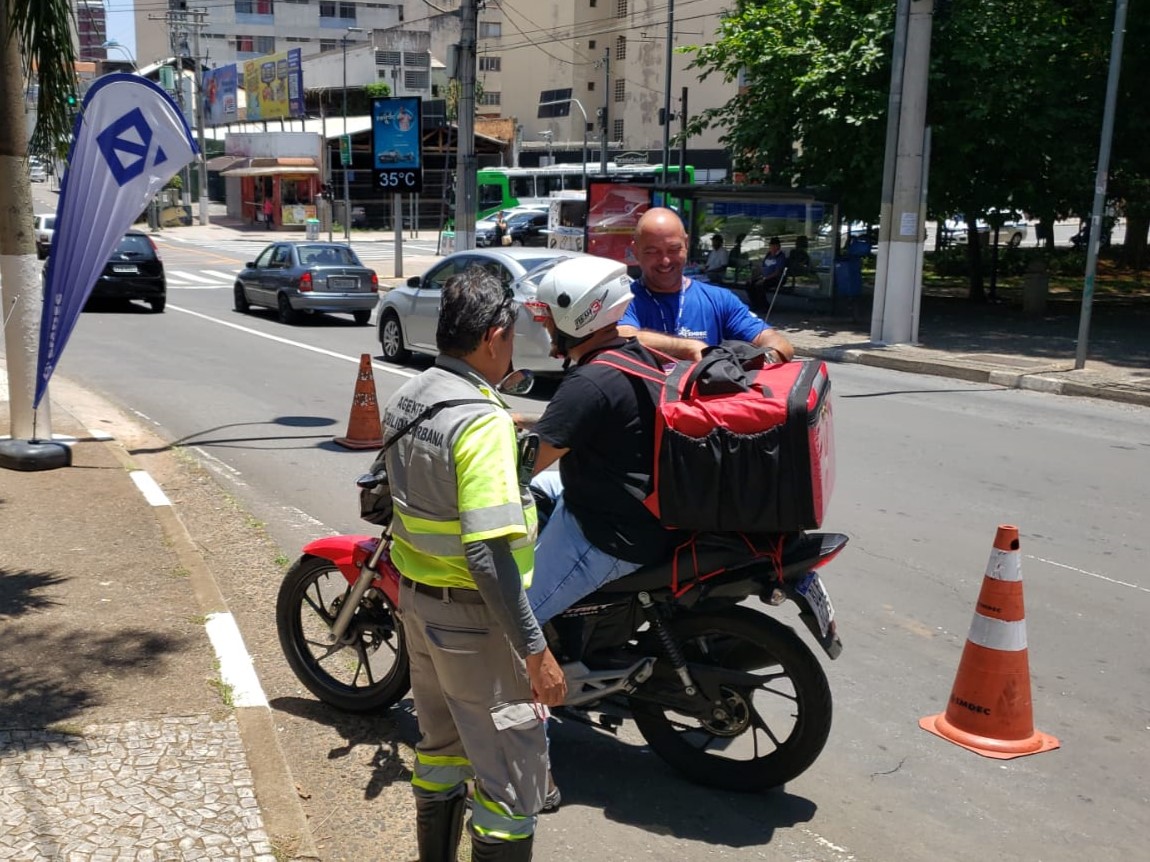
[277,516,846,791]
[277,369,847,792]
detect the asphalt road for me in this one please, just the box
[21,174,1149,859]
[39,226,1150,862]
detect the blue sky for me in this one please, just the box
[105,3,136,56]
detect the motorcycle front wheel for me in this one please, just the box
[276,555,410,712]
[630,605,832,792]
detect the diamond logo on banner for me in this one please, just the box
[96,108,168,186]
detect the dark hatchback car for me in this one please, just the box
[506,210,549,247]
[89,231,167,313]
[234,242,379,325]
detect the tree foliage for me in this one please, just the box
[686,0,1150,290]
[4,0,77,155]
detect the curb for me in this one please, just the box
[48,390,320,862]
[794,343,1150,408]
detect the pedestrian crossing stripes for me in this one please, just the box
[152,235,439,257]
[166,269,235,289]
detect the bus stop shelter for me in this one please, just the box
[585,180,860,307]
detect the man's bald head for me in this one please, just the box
[633,207,689,293]
[634,207,687,242]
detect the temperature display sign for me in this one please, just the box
[372,97,423,193]
[376,170,422,192]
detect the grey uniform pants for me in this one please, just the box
[399,580,548,841]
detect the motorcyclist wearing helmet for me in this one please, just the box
[522,256,690,626]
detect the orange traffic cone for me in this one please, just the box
[334,354,385,450]
[919,525,1060,759]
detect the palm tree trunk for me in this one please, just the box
[0,2,52,439]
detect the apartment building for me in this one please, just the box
[135,1,734,172]
[135,1,405,68]
[474,0,734,172]
[74,0,108,62]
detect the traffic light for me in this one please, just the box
[66,93,77,109]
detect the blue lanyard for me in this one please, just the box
[642,279,689,336]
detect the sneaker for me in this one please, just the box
[541,775,561,813]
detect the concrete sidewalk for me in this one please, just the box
[0,371,317,861]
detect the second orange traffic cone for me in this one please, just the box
[334,354,385,450]
[919,525,1060,759]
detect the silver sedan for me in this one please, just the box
[376,248,592,374]
[233,242,379,325]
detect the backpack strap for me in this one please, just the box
[589,349,668,385]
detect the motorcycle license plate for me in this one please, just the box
[797,572,835,639]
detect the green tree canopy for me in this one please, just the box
[687,1,1147,288]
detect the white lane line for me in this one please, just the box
[130,470,172,507]
[169,305,417,379]
[169,269,226,284]
[200,269,237,280]
[204,612,269,708]
[1025,554,1149,594]
[167,283,228,290]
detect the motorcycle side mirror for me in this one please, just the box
[498,368,535,396]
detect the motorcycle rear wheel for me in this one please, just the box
[276,555,410,712]
[630,606,832,791]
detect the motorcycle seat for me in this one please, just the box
[595,532,782,594]
[593,531,845,595]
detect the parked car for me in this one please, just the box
[89,231,167,313]
[943,212,1028,247]
[376,248,588,374]
[475,205,549,247]
[33,213,55,259]
[29,162,47,183]
[505,210,550,247]
[233,242,379,325]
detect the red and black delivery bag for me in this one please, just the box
[592,346,835,533]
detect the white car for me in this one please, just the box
[33,213,55,259]
[377,248,588,374]
[943,212,1028,247]
[29,162,47,183]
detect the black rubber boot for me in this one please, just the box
[415,794,467,862]
[470,834,534,861]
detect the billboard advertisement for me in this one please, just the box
[203,64,238,126]
[243,48,303,121]
[586,181,651,265]
[371,96,423,193]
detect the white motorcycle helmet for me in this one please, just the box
[535,256,633,348]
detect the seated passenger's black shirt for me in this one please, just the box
[533,340,688,564]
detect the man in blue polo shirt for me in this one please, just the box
[617,207,795,362]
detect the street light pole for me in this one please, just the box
[538,97,588,189]
[341,26,365,243]
[661,0,675,183]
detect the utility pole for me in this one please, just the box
[871,0,910,342]
[191,9,209,226]
[678,86,687,184]
[870,0,934,345]
[1075,0,1128,369]
[341,27,365,243]
[661,0,675,182]
[454,0,478,250]
[150,7,208,219]
[599,48,610,174]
